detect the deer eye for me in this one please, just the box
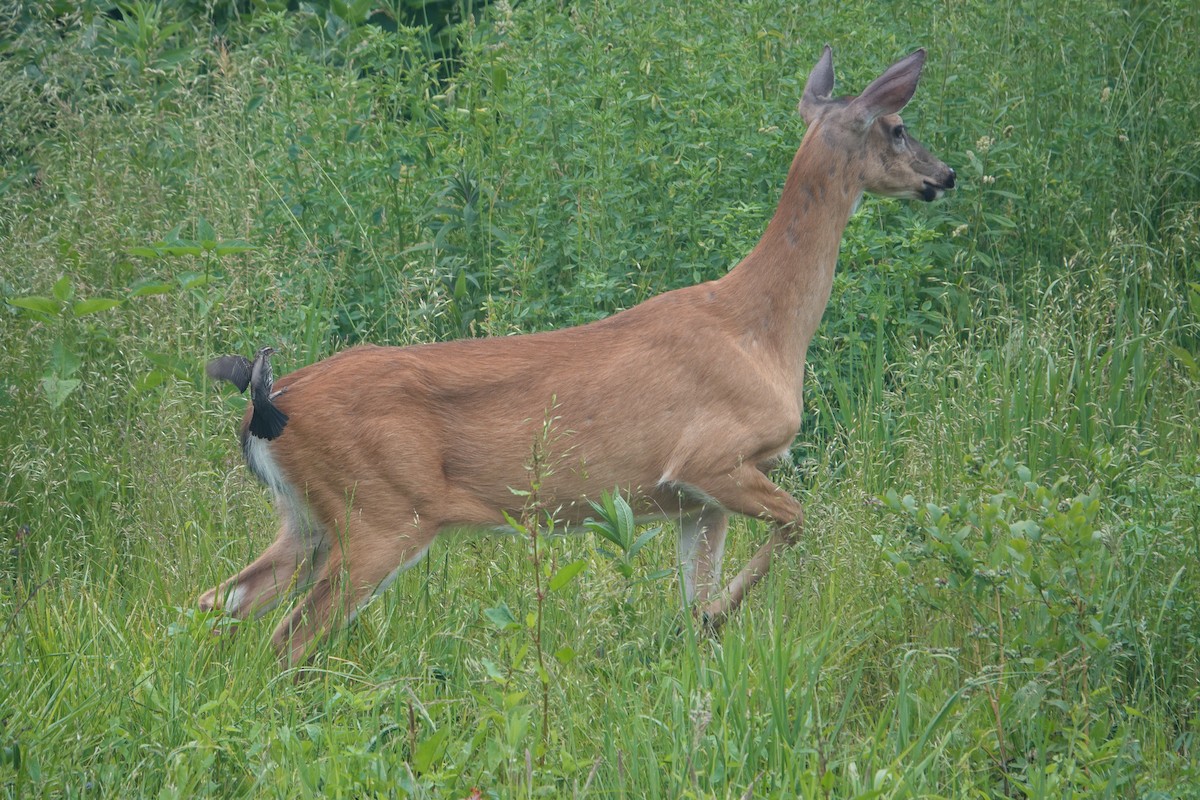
[892,125,906,142]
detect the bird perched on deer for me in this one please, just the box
[206,346,289,441]
[200,45,955,669]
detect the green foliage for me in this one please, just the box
[586,489,668,585]
[874,456,1191,795]
[1,0,1199,795]
[6,275,123,407]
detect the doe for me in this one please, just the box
[201,46,956,667]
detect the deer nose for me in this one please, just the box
[945,168,956,189]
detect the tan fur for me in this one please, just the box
[198,46,955,667]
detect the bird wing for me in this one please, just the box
[205,355,254,393]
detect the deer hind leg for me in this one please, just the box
[689,465,805,629]
[198,506,327,620]
[271,507,437,668]
[677,506,730,606]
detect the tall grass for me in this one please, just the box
[2,0,1198,796]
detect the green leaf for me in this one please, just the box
[213,240,255,256]
[411,727,449,774]
[158,244,203,257]
[133,369,167,394]
[196,217,216,244]
[1167,345,1199,382]
[42,376,81,408]
[52,275,73,302]
[627,526,663,560]
[0,742,20,770]
[1010,520,1041,540]
[548,559,586,592]
[483,602,521,630]
[145,353,190,380]
[128,246,161,258]
[72,298,121,316]
[553,646,576,665]
[50,341,81,377]
[585,519,624,550]
[7,296,61,317]
[178,272,212,290]
[128,280,174,298]
[614,492,635,541]
[481,658,506,682]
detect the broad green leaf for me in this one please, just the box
[145,352,190,379]
[1167,345,1199,382]
[159,244,203,257]
[42,376,80,408]
[553,646,576,665]
[133,369,167,393]
[0,742,20,771]
[7,296,60,317]
[178,272,212,290]
[548,559,586,592]
[483,602,520,630]
[213,241,255,256]
[627,526,663,560]
[481,658,506,682]
[614,491,634,541]
[72,298,120,316]
[411,726,449,774]
[50,341,81,377]
[585,519,624,550]
[128,246,160,258]
[128,280,174,298]
[196,217,216,244]
[52,275,73,302]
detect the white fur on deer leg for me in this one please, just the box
[222,584,247,615]
[678,515,704,604]
[677,508,729,604]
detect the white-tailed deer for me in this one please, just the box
[201,46,955,667]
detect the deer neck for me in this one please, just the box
[719,130,861,371]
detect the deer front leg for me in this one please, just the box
[688,465,805,628]
[678,506,730,606]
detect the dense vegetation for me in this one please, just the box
[2,0,1198,796]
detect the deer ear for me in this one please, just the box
[849,48,925,128]
[798,44,835,124]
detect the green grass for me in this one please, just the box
[2,0,1199,796]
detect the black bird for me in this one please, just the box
[206,346,289,440]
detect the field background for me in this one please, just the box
[2,0,1199,796]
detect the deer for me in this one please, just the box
[200,45,956,668]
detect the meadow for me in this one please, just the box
[1,0,1198,796]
